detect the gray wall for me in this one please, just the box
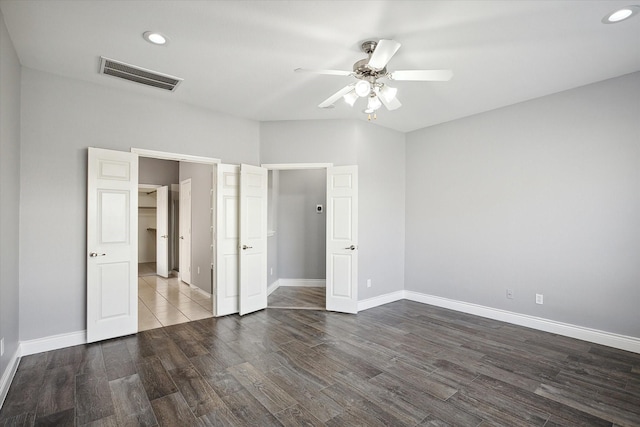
[138,159,179,264]
[260,119,406,300]
[405,72,640,338]
[19,68,259,341]
[179,162,213,294]
[277,169,326,280]
[0,9,21,381]
[139,157,179,186]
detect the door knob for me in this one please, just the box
[89,252,106,257]
[180,236,184,240]
[344,245,356,250]
[242,245,253,250]
[161,235,168,238]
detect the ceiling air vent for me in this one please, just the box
[99,57,183,92]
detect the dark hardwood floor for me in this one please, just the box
[1,300,639,426]
[268,286,325,310]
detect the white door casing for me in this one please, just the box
[156,185,169,278]
[326,165,358,313]
[214,164,240,316]
[87,147,138,343]
[239,164,268,316]
[179,179,192,285]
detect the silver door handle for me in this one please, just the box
[89,252,106,257]
[344,245,356,250]
[242,245,253,250]
[180,236,184,239]
[161,235,168,238]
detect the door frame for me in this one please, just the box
[179,178,193,285]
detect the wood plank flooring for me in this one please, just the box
[268,286,325,310]
[1,300,639,426]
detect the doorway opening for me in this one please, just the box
[265,167,327,311]
[135,152,218,331]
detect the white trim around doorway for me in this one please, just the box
[132,148,221,164]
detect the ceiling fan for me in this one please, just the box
[295,39,452,119]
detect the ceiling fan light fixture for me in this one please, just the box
[602,5,640,23]
[355,80,371,97]
[367,94,382,112]
[343,91,358,106]
[378,85,398,103]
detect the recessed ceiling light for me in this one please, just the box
[143,31,168,45]
[602,5,640,24]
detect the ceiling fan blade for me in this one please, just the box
[295,68,353,76]
[389,69,453,81]
[318,84,355,108]
[367,39,402,70]
[380,94,402,111]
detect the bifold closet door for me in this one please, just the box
[87,147,138,343]
[326,165,358,314]
[238,164,268,316]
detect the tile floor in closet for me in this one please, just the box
[138,263,213,331]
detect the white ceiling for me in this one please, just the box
[1,0,638,132]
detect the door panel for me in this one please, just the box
[239,164,268,316]
[87,147,138,343]
[156,186,169,278]
[214,164,240,316]
[179,179,192,285]
[326,165,358,313]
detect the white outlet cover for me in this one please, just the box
[536,294,544,304]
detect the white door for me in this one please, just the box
[326,165,358,313]
[156,185,169,278]
[179,179,192,285]
[87,147,138,343]
[239,164,268,315]
[214,164,240,316]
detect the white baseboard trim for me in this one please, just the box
[20,330,87,357]
[267,280,280,296]
[189,284,212,297]
[278,279,326,288]
[404,291,640,354]
[0,348,20,410]
[357,291,405,312]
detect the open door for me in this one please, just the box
[214,164,240,316]
[156,185,169,278]
[239,164,268,315]
[326,165,358,313]
[87,147,138,343]
[179,179,192,284]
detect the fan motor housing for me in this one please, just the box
[353,58,386,80]
[354,40,387,80]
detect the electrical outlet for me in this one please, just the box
[506,289,514,299]
[1,338,4,357]
[367,279,372,288]
[536,294,544,305]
